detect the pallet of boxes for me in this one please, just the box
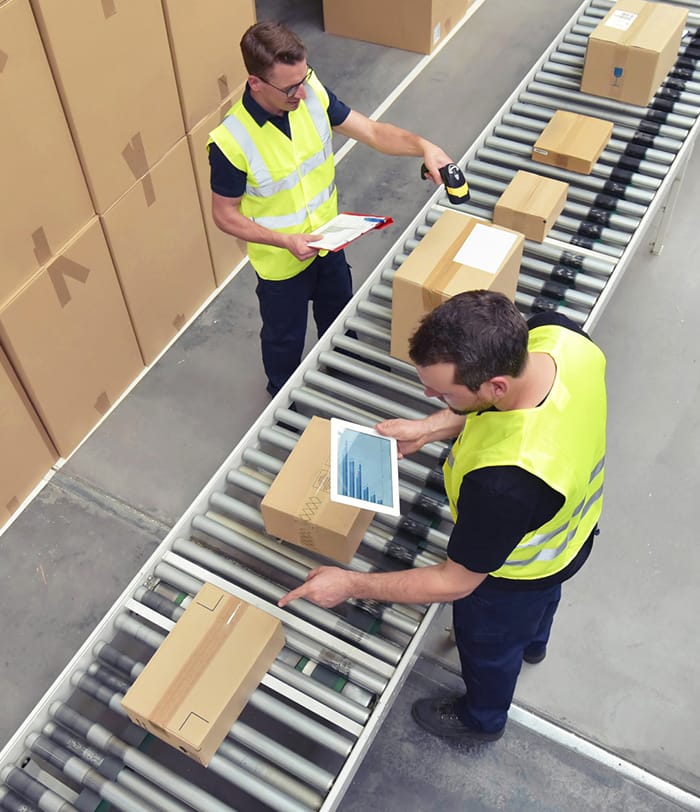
[0,0,255,524]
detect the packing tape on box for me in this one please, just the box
[420,219,480,313]
[148,594,248,732]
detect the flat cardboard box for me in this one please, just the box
[122,583,284,766]
[29,0,184,213]
[532,111,613,175]
[0,0,94,305]
[0,219,144,457]
[493,171,569,243]
[188,95,249,286]
[100,139,215,364]
[0,346,57,523]
[322,0,470,54]
[581,0,687,107]
[391,211,524,363]
[261,416,375,563]
[161,0,255,131]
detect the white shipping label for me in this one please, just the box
[604,10,637,31]
[454,224,519,275]
[433,22,442,44]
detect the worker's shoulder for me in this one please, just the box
[527,312,591,341]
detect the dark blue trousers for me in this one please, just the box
[452,579,561,733]
[255,250,352,396]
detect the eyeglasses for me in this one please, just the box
[257,67,314,99]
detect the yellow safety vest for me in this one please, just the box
[443,325,607,580]
[208,74,338,280]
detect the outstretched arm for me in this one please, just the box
[278,558,486,609]
[375,409,466,458]
[334,110,453,185]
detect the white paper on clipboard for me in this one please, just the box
[329,418,400,517]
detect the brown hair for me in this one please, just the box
[240,21,307,78]
[409,290,529,391]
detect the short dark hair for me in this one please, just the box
[408,290,529,391]
[240,21,307,78]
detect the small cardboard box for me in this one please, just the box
[532,111,613,175]
[0,0,94,305]
[188,96,249,286]
[0,218,144,457]
[0,345,58,523]
[390,211,524,363]
[322,0,470,54]
[161,0,255,131]
[493,171,569,243]
[29,0,184,213]
[100,139,215,364]
[261,416,374,563]
[581,0,687,107]
[122,583,284,766]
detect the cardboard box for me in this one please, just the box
[391,211,524,363]
[322,0,470,54]
[122,583,284,766]
[532,111,613,175]
[161,0,255,131]
[0,0,94,305]
[100,139,215,364]
[493,171,568,243]
[188,96,249,286]
[261,416,374,563]
[29,0,184,213]
[0,346,58,523]
[581,0,687,107]
[0,219,144,457]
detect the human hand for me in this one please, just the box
[278,566,354,609]
[421,144,454,185]
[285,233,321,262]
[375,418,428,459]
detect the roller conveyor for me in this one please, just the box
[2,1,700,809]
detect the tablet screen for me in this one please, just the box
[329,418,401,517]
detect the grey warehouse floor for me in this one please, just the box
[2,0,699,809]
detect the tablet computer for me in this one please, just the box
[329,418,401,517]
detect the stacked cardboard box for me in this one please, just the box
[323,0,471,54]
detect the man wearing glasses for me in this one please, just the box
[209,21,453,397]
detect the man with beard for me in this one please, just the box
[279,290,607,742]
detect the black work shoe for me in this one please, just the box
[523,644,547,664]
[411,697,505,741]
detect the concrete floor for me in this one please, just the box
[2,0,699,809]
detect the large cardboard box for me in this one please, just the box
[261,416,375,563]
[29,0,184,214]
[322,0,470,54]
[100,139,215,364]
[0,346,58,523]
[0,0,93,305]
[532,111,613,175]
[122,583,284,766]
[391,211,524,363]
[188,97,249,286]
[0,219,144,457]
[161,0,255,131]
[493,171,569,243]
[581,0,687,107]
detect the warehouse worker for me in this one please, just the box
[279,290,607,742]
[208,21,453,396]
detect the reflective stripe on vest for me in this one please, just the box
[443,325,607,580]
[208,74,338,280]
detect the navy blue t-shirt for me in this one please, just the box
[209,82,351,198]
[447,312,598,590]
